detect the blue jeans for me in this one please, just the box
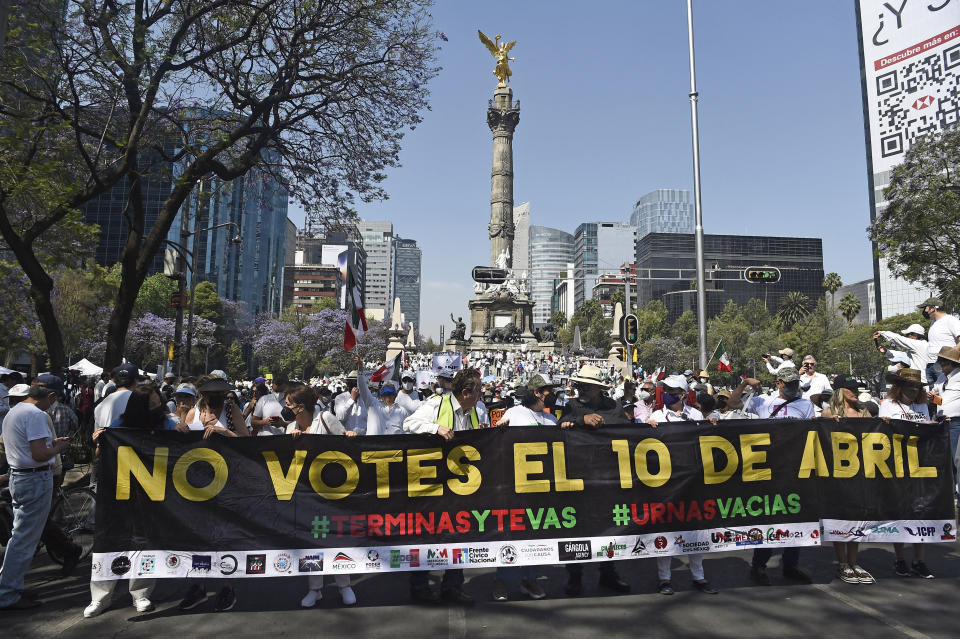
[949,418,960,461]
[926,362,942,389]
[0,469,53,607]
[752,547,799,571]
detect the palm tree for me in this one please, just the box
[776,291,811,328]
[838,293,862,326]
[823,272,842,311]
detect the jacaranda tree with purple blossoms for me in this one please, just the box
[0,0,441,374]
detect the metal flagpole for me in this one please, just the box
[687,0,708,370]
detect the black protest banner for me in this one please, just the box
[91,419,956,580]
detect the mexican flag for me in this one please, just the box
[713,341,732,372]
[370,353,402,385]
[343,257,367,352]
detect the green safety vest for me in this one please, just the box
[437,394,480,429]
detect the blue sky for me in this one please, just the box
[290,1,875,341]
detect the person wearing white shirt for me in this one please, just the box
[764,348,797,376]
[251,384,285,435]
[930,347,960,504]
[333,373,368,436]
[876,368,937,579]
[641,375,716,595]
[355,372,411,436]
[728,367,813,585]
[401,369,480,604]
[797,355,832,404]
[93,364,139,429]
[395,372,423,413]
[875,324,932,384]
[921,297,960,385]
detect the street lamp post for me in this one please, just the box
[687,0,709,369]
[165,221,242,376]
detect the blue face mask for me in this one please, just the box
[662,391,682,407]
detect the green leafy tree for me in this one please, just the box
[134,272,178,319]
[870,125,960,306]
[635,300,668,342]
[225,341,247,381]
[823,272,843,311]
[192,282,224,326]
[838,294,862,326]
[0,0,442,372]
[551,311,567,329]
[776,291,812,329]
[670,310,698,347]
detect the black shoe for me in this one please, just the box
[693,580,718,594]
[911,561,934,579]
[178,584,208,611]
[61,545,82,577]
[657,581,675,595]
[491,578,508,602]
[565,574,582,596]
[441,587,474,605]
[19,589,41,601]
[894,560,910,577]
[783,567,812,583]
[214,586,236,612]
[0,596,42,611]
[598,571,630,593]
[410,587,441,604]
[750,566,770,585]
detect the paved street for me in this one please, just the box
[3,539,957,639]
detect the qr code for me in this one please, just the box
[875,42,960,158]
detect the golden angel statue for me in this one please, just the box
[478,30,516,87]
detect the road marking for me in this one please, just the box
[448,604,466,639]
[813,583,931,639]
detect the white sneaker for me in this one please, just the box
[300,589,321,608]
[133,597,154,613]
[339,586,357,606]
[83,600,108,618]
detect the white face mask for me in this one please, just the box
[402,381,414,391]
[637,390,651,402]
[887,364,901,373]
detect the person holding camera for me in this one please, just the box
[764,348,796,375]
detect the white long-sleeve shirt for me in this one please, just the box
[334,390,368,435]
[934,367,960,419]
[403,394,474,435]
[879,331,931,383]
[395,390,422,414]
[765,356,796,375]
[356,374,411,436]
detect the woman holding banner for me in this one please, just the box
[821,375,875,584]
[285,387,357,606]
[878,369,936,579]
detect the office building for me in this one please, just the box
[84,159,289,316]
[591,263,638,315]
[631,189,694,238]
[574,222,636,308]
[282,251,344,313]
[528,226,574,327]
[635,233,824,321]
[357,220,394,313]
[551,262,576,321]
[392,236,422,332]
[294,226,366,308]
[832,278,877,325]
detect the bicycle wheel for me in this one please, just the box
[48,486,96,563]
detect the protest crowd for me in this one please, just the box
[1,296,958,616]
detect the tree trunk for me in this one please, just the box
[29,280,67,375]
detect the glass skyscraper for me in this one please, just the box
[528,225,574,327]
[630,189,695,238]
[574,222,635,308]
[392,236,421,332]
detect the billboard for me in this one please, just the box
[857,1,960,176]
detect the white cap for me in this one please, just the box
[662,375,689,392]
[901,323,926,336]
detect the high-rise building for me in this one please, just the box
[392,236,422,332]
[636,233,824,321]
[631,189,694,238]
[551,262,576,321]
[294,227,366,308]
[512,202,530,276]
[856,3,955,318]
[282,251,344,313]
[84,160,289,316]
[357,220,394,313]
[592,263,638,315]
[574,222,636,308]
[528,226,574,327]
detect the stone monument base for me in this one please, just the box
[468,293,535,342]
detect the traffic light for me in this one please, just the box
[620,313,639,345]
[471,266,509,284]
[744,267,781,283]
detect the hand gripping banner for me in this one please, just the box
[90,419,957,580]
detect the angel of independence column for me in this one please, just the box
[479,30,519,269]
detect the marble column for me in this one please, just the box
[487,86,520,268]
